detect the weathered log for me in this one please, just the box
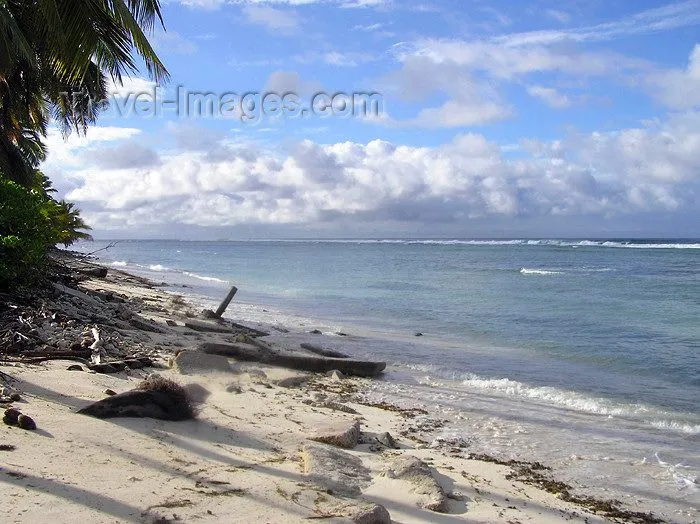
[300,343,349,359]
[184,319,237,333]
[215,285,238,317]
[184,318,268,337]
[198,342,386,377]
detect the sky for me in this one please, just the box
[41,0,700,239]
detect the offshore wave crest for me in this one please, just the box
[520,268,563,275]
[289,239,700,249]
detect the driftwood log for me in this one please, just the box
[300,343,349,359]
[198,342,385,377]
[184,318,268,337]
[215,286,238,317]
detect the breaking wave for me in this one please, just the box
[182,271,229,284]
[461,374,700,435]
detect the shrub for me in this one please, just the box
[0,177,54,288]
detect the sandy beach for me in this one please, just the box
[0,255,672,523]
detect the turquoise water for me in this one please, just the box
[80,239,699,417]
[75,238,700,518]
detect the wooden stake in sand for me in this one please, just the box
[215,285,238,318]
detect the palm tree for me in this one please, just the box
[51,200,94,246]
[0,0,169,185]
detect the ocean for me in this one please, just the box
[73,238,699,521]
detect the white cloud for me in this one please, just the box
[646,44,700,109]
[178,0,227,8]
[107,77,158,98]
[494,0,700,47]
[264,70,321,95]
[526,85,571,109]
[544,9,570,24]
[41,113,700,231]
[153,31,198,55]
[243,5,300,33]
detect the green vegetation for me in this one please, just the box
[0,0,168,289]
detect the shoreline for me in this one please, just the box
[0,253,689,523]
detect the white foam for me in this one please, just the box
[182,271,229,284]
[147,264,169,271]
[110,261,128,267]
[461,374,700,435]
[520,268,563,275]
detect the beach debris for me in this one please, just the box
[309,420,361,449]
[171,349,232,375]
[0,444,16,451]
[335,332,348,337]
[301,343,349,359]
[414,332,423,337]
[309,329,322,334]
[16,414,36,430]
[199,309,219,320]
[199,342,386,377]
[3,407,21,425]
[103,389,117,396]
[128,315,164,333]
[89,326,105,364]
[0,386,21,402]
[429,435,469,453]
[165,319,178,327]
[384,456,449,512]
[77,376,196,421]
[273,372,311,389]
[66,364,84,371]
[303,399,359,414]
[301,442,371,497]
[214,285,238,318]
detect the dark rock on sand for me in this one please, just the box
[17,414,36,430]
[3,408,21,425]
[103,389,117,396]
[67,364,84,371]
[77,376,195,421]
[414,332,423,337]
[90,363,117,374]
[309,329,322,334]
